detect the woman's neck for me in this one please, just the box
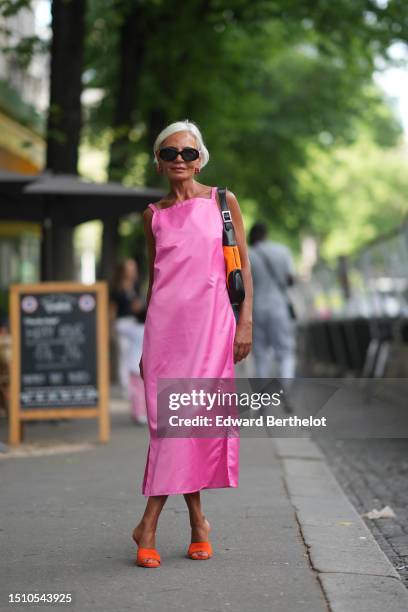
[121,278,134,290]
[167,179,202,202]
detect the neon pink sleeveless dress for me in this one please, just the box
[141,186,240,496]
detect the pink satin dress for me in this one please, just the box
[141,186,240,496]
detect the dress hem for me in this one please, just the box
[142,481,239,497]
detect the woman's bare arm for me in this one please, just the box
[226,190,253,362]
[142,208,156,311]
[139,208,156,378]
[109,300,118,322]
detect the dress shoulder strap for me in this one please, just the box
[147,203,157,212]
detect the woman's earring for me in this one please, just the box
[194,167,200,174]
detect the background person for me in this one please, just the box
[248,222,297,381]
[109,259,146,406]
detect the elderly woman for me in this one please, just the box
[132,119,253,567]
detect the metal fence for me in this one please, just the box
[292,219,408,322]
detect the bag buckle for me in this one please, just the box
[222,210,232,223]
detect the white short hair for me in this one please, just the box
[152,119,210,169]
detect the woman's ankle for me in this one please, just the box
[190,514,208,528]
[138,517,157,532]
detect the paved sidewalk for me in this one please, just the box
[318,438,408,587]
[275,438,408,612]
[1,408,408,611]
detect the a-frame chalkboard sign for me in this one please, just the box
[9,282,110,445]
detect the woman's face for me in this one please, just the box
[156,131,201,181]
[124,259,137,280]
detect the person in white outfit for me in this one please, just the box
[110,259,147,424]
[248,223,297,381]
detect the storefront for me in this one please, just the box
[0,221,41,327]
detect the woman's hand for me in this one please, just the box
[139,356,144,380]
[131,297,144,315]
[233,320,252,363]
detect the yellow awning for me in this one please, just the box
[0,221,41,238]
[0,110,45,173]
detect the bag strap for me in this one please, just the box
[217,187,233,231]
[217,187,238,248]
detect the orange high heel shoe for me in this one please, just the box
[187,541,213,560]
[132,528,161,568]
[136,547,161,568]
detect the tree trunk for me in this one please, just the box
[101,6,146,282]
[144,107,167,187]
[46,0,86,173]
[107,6,146,182]
[43,0,86,281]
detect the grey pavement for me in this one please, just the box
[318,438,408,588]
[0,404,407,611]
[275,438,408,612]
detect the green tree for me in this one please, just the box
[297,133,408,260]
[83,0,408,235]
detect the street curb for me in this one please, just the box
[273,438,408,612]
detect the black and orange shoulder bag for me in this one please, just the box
[217,187,245,307]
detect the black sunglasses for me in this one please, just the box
[158,147,200,162]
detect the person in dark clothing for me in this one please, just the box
[110,259,144,321]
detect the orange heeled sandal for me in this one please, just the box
[132,527,160,568]
[136,547,161,568]
[187,541,213,560]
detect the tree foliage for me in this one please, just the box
[83,0,408,248]
[297,134,408,260]
[3,0,408,256]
